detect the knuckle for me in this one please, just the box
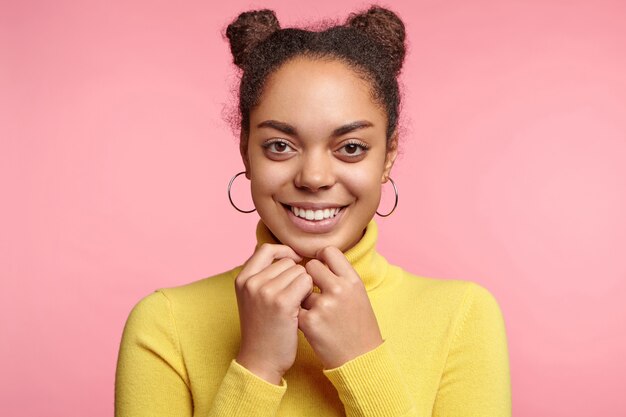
[318,297,335,310]
[234,274,245,289]
[329,285,344,297]
[257,284,273,300]
[347,275,363,287]
[271,296,291,312]
[302,310,319,326]
[257,242,273,254]
[242,276,260,294]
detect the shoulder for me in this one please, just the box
[419,277,505,329]
[159,265,244,305]
[387,264,475,305]
[457,281,506,324]
[447,281,508,349]
[387,265,505,325]
[395,264,501,303]
[396,275,508,356]
[124,265,243,326]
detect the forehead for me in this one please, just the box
[251,57,386,130]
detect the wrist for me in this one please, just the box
[235,354,284,385]
[323,338,385,370]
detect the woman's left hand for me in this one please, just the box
[298,246,384,370]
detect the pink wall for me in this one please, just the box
[3,0,625,415]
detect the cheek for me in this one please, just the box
[249,161,291,200]
[250,175,278,199]
[340,167,382,204]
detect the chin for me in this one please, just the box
[282,232,352,260]
[292,246,319,260]
[276,235,329,259]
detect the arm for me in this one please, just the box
[114,290,287,417]
[207,359,287,416]
[432,283,512,417]
[302,247,418,416]
[115,291,192,416]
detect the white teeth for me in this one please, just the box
[289,205,343,221]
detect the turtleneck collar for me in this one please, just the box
[254,219,389,292]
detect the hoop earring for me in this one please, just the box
[376,177,398,217]
[228,171,256,213]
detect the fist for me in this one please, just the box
[298,246,383,369]
[235,243,313,384]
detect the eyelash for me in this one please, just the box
[262,139,370,158]
[262,139,295,154]
[338,140,370,157]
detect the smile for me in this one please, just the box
[281,203,348,233]
[289,205,343,221]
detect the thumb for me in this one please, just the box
[297,307,309,331]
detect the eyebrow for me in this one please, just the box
[256,120,374,137]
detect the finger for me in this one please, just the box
[279,271,313,304]
[241,258,299,292]
[315,246,355,279]
[262,264,307,293]
[240,244,302,281]
[305,259,337,293]
[237,258,296,291]
[300,291,322,310]
[256,257,300,281]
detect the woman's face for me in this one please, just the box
[243,56,397,259]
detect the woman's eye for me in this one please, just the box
[264,140,294,154]
[337,142,368,157]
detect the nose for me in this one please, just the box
[294,149,336,192]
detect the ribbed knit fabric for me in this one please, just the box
[115,219,511,416]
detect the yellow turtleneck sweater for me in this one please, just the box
[115,220,511,416]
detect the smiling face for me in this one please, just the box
[242,56,398,259]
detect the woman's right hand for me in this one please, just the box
[234,243,313,385]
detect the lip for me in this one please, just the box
[284,201,347,210]
[282,203,347,233]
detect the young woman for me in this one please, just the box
[115,6,511,417]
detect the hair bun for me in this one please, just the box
[346,6,406,75]
[226,9,281,69]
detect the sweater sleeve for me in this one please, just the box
[322,340,418,417]
[432,283,512,417]
[206,359,287,416]
[115,290,288,417]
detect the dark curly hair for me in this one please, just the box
[224,5,406,157]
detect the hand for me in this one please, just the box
[298,246,384,370]
[234,243,314,384]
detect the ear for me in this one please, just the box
[381,130,398,183]
[239,131,251,179]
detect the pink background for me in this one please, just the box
[2,0,625,416]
